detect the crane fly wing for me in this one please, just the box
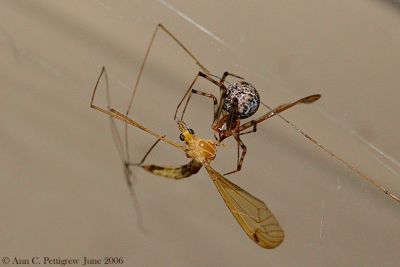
[205,165,284,249]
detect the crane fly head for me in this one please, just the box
[176,120,196,144]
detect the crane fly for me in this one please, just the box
[90,82,284,248]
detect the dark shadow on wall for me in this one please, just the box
[381,0,400,12]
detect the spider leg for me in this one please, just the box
[261,101,400,204]
[224,98,239,133]
[194,72,232,127]
[239,123,257,136]
[175,71,246,128]
[224,134,247,176]
[220,95,320,174]
[180,89,218,122]
[175,72,224,122]
[222,98,247,175]
[220,71,244,83]
[174,72,218,121]
[238,94,321,132]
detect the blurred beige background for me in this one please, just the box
[1,0,400,266]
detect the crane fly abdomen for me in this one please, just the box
[141,159,203,179]
[223,81,260,119]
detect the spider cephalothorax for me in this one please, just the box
[223,81,260,119]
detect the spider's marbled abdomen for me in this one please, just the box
[223,81,260,119]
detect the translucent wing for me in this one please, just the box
[205,165,284,249]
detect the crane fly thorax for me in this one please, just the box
[198,139,216,159]
[186,138,216,162]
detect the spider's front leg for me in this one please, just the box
[191,71,243,129]
[174,72,220,121]
[174,71,246,126]
[220,71,244,84]
[238,94,321,133]
[175,71,233,123]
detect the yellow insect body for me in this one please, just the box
[139,120,284,248]
[180,124,216,164]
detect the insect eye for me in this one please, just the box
[188,128,194,134]
[179,133,185,141]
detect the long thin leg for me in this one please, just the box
[130,136,166,167]
[123,24,212,167]
[175,71,223,121]
[224,134,247,176]
[174,71,245,127]
[110,108,184,150]
[225,98,240,134]
[222,99,246,175]
[238,94,321,132]
[177,71,242,128]
[174,72,202,120]
[126,24,211,116]
[217,95,318,175]
[176,70,247,122]
[130,136,202,181]
[220,71,244,84]
[260,101,400,204]
[91,67,148,232]
[109,115,136,192]
[90,69,185,152]
[92,67,131,166]
[189,72,230,127]
[178,88,219,121]
[97,23,209,192]
[182,89,219,121]
[158,24,210,75]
